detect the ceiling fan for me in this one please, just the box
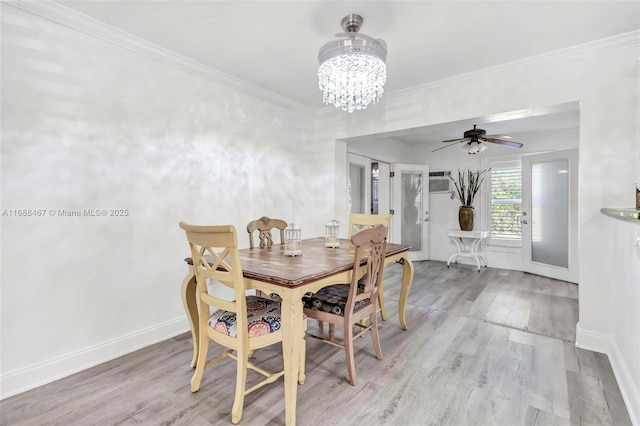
[432,124,524,154]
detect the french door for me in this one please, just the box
[521,149,579,283]
[392,163,430,261]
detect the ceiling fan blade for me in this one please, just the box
[483,138,524,148]
[441,137,468,143]
[432,140,466,152]
[484,134,512,140]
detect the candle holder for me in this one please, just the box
[325,219,340,248]
[284,223,302,256]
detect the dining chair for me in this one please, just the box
[179,221,305,424]
[247,216,287,299]
[302,224,387,386]
[348,213,392,321]
[348,213,392,238]
[246,216,287,249]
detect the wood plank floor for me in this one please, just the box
[1,261,631,426]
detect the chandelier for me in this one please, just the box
[317,14,387,113]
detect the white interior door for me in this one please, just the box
[347,153,371,215]
[392,163,430,260]
[521,149,579,283]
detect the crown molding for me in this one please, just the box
[7,1,638,117]
[385,29,640,102]
[6,0,314,115]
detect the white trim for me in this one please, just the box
[5,0,313,114]
[0,316,190,400]
[608,340,640,426]
[318,30,640,113]
[576,322,640,426]
[386,30,640,100]
[9,0,636,117]
[575,321,611,352]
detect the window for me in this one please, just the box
[487,160,522,247]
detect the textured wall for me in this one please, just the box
[0,4,330,396]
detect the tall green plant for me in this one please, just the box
[449,168,491,207]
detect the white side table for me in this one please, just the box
[447,230,489,272]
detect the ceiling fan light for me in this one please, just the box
[465,141,488,154]
[317,14,387,113]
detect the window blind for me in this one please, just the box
[490,164,522,244]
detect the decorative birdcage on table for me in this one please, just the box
[284,223,302,256]
[324,219,340,248]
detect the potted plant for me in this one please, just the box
[449,168,490,231]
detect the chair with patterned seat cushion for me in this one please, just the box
[179,222,305,424]
[302,224,387,386]
[348,213,392,321]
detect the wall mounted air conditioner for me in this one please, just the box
[429,171,452,193]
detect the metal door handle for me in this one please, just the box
[521,219,528,225]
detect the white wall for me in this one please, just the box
[319,33,640,423]
[0,4,331,397]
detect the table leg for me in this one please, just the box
[279,287,304,426]
[470,238,487,271]
[398,256,415,330]
[377,279,387,321]
[447,237,464,267]
[446,252,458,267]
[180,266,198,369]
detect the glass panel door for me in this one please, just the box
[347,153,371,214]
[349,163,366,214]
[531,159,569,267]
[392,164,430,260]
[522,149,578,283]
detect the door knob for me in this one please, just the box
[521,219,528,225]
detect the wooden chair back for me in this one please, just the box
[347,224,388,311]
[348,213,392,237]
[179,222,247,320]
[246,216,287,248]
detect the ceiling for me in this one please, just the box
[56,1,639,145]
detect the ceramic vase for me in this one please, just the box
[459,206,474,231]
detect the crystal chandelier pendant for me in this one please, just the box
[317,14,387,113]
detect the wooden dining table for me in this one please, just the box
[181,237,414,426]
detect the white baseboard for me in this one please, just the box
[575,321,611,352]
[608,339,640,426]
[0,316,190,400]
[576,322,640,426]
